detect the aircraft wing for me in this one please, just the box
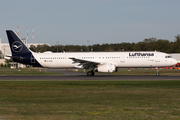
[69,57,102,69]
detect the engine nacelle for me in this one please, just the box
[96,63,117,73]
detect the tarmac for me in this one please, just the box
[0,69,180,81]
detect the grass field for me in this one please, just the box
[0,81,180,120]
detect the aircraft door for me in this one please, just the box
[120,56,125,62]
[77,55,81,59]
[155,53,160,62]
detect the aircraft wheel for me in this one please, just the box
[156,73,160,76]
[91,71,95,76]
[156,68,159,76]
[87,71,95,76]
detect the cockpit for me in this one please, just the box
[165,55,172,58]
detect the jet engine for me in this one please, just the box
[96,63,117,73]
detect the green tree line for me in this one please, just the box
[29,34,180,53]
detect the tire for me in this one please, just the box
[87,71,95,76]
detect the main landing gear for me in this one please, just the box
[87,71,95,76]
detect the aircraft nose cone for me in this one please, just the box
[172,59,177,65]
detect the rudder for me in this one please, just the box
[6,30,30,55]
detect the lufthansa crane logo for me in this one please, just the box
[12,41,23,52]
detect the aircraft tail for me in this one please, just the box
[6,30,42,67]
[6,30,31,55]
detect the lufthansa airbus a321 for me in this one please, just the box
[6,30,177,76]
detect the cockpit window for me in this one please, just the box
[165,56,172,58]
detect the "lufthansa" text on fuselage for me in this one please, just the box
[129,53,154,56]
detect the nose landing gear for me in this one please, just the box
[156,67,159,76]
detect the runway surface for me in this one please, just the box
[0,69,180,80]
[0,75,180,81]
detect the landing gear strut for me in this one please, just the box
[156,67,159,76]
[87,71,95,76]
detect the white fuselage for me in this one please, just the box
[32,51,177,69]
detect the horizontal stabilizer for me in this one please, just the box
[5,55,23,60]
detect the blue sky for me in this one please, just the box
[0,0,180,45]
